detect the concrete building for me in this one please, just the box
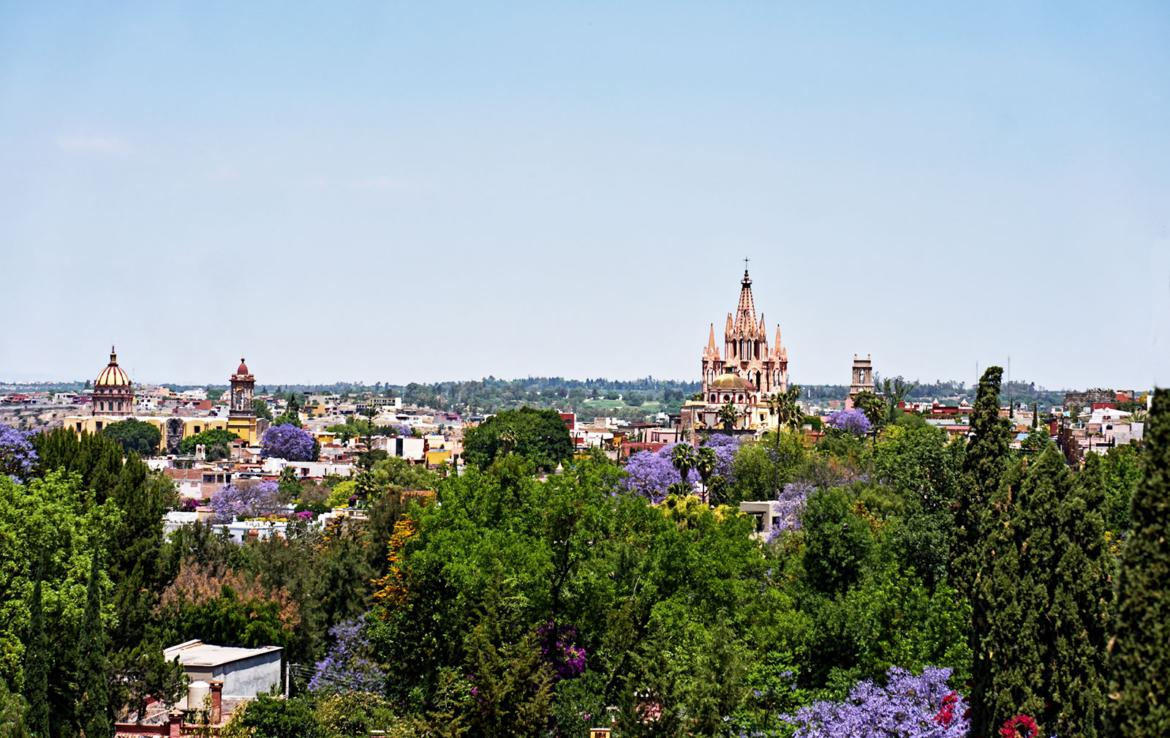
[164,641,284,700]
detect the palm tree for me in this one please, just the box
[766,386,803,494]
[694,446,718,504]
[717,402,739,434]
[671,443,697,494]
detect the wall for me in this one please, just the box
[213,650,283,698]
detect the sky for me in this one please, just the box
[0,1,1167,390]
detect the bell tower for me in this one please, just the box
[227,358,258,444]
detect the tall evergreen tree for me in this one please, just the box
[78,552,110,738]
[955,367,1011,733]
[22,564,48,738]
[1047,451,1112,737]
[971,446,1066,735]
[1106,388,1170,737]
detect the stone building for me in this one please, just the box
[92,346,134,417]
[849,354,874,398]
[227,358,259,444]
[681,268,789,437]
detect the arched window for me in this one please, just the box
[723,395,730,402]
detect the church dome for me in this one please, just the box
[710,373,748,390]
[95,347,130,387]
[236,358,250,375]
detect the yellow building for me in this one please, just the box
[63,415,230,452]
[226,359,259,444]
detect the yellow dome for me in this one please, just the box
[710,373,747,390]
[95,347,131,387]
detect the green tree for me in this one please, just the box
[461,408,573,472]
[227,692,324,738]
[78,551,110,738]
[971,445,1067,737]
[253,398,273,421]
[180,429,239,457]
[1105,388,1170,738]
[801,487,873,597]
[101,419,162,457]
[0,676,29,738]
[880,377,917,423]
[850,391,886,431]
[1047,451,1112,738]
[717,402,739,433]
[21,567,47,738]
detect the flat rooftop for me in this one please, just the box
[164,640,282,668]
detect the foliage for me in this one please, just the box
[180,428,239,456]
[78,551,110,738]
[1100,444,1143,534]
[1105,388,1170,738]
[850,391,887,430]
[873,425,960,513]
[253,398,274,420]
[309,617,386,695]
[780,666,967,737]
[461,407,573,472]
[101,418,161,457]
[0,676,29,738]
[262,424,315,461]
[210,480,280,522]
[0,424,37,481]
[828,408,871,437]
[315,692,402,737]
[224,692,325,738]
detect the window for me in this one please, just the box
[194,426,201,434]
[95,422,102,431]
[76,423,82,431]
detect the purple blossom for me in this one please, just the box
[621,443,697,502]
[702,434,740,483]
[294,510,313,521]
[827,408,871,437]
[392,424,413,437]
[766,482,815,541]
[537,623,587,680]
[780,666,967,738]
[309,617,386,694]
[210,480,279,523]
[0,424,38,482]
[261,423,315,461]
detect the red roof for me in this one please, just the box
[237,358,249,375]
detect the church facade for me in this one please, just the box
[680,269,789,437]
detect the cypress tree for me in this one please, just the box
[972,445,1066,735]
[1048,450,1112,737]
[78,552,110,738]
[23,563,48,738]
[955,367,1012,732]
[1106,388,1170,737]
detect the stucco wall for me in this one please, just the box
[212,650,282,698]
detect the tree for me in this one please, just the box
[224,692,324,738]
[827,409,870,438]
[850,391,886,431]
[261,424,315,461]
[1047,451,1112,738]
[210,480,280,522]
[717,402,739,433]
[0,424,38,481]
[101,419,162,457]
[880,377,918,422]
[461,408,573,472]
[670,444,697,495]
[22,564,47,738]
[253,398,273,421]
[1105,388,1170,738]
[179,429,239,457]
[78,551,110,738]
[954,367,1010,652]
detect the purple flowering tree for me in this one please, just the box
[622,443,698,502]
[309,617,386,694]
[392,424,413,437]
[766,481,816,542]
[537,622,587,681]
[0,424,38,482]
[702,434,739,483]
[210,480,279,522]
[261,423,315,460]
[780,666,968,738]
[828,408,872,437]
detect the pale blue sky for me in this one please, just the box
[1,2,1167,389]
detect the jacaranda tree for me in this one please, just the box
[262,424,315,461]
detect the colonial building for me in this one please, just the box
[227,358,259,444]
[681,269,789,437]
[92,346,134,417]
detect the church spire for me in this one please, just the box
[732,269,757,333]
[706,324,716,356]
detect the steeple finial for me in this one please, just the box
[110,345,117,364]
